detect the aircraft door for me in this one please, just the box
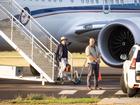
[103,0,110,14]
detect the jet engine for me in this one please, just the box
[98,18,140,67]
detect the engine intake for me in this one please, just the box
[98,19,140,67]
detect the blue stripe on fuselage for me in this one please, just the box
[30,3,140,16]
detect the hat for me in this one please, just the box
[60,36,67,42]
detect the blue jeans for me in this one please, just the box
[87,63,99,87]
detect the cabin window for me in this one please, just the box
[71,0,74,3]
[110,0,114,4]
[90,0,94,3]
[95,0,99,4]
[105,0,108,4]
[134,0,137,3]
[134,0,140,3]
[120,0,124,4]
[86,0,89,3]
[81,0,84,3]
[116,0,119,4]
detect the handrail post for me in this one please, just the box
[29,15,32,32]
[10,1,13,41]
[31,35,34,60]
[52,53,55,81]
[11,16,14,41]
[50,36,53,52]
[9,0,14,40]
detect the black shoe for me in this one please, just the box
[57,77,60,81]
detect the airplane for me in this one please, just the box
[0,0,140,68]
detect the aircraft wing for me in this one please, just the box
[75,21,110,35]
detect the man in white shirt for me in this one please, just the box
[85,37,101,90]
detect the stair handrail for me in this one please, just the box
[13,0,59,44]
[1,0,73,66]
[0,4,54,58]
[12,0,73,58]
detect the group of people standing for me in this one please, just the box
[55,36,101,90]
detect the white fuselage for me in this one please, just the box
[1,0,140,52]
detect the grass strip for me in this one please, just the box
[2,94,100,105]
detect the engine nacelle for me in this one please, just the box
[98,18,140,67]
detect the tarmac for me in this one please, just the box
[98,98,140,105]
[0,67,139,105]
[0,67,121,99]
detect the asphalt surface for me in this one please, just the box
[0,67,121,99]
[0,67,139,103]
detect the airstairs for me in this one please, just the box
[0,0,73,85]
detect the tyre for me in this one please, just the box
[30,65,40,76]
[120,75,127,93]
[127,87,137,97]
